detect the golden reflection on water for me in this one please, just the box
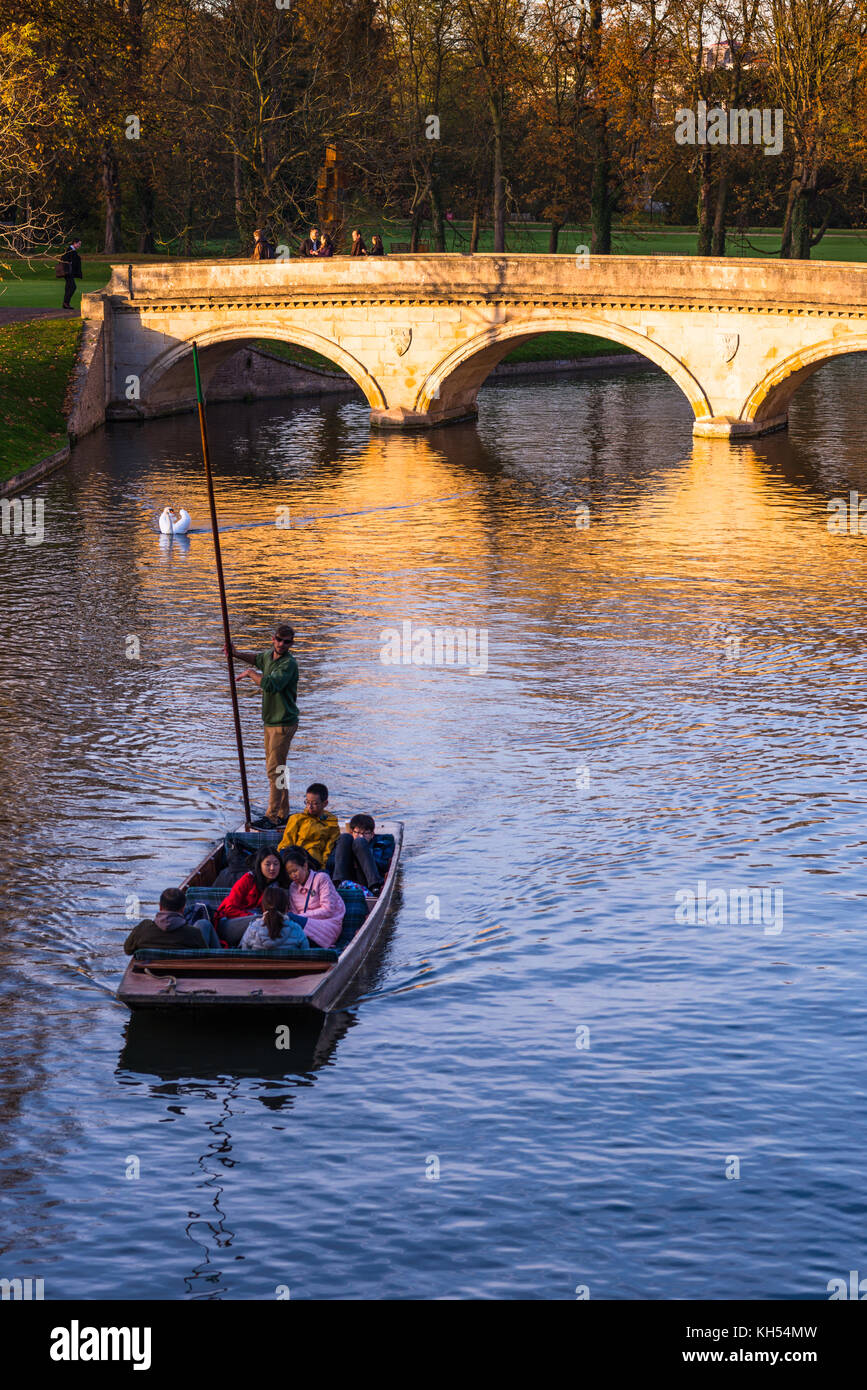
[134,429,858,632]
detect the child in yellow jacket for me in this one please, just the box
[278,782,340,867]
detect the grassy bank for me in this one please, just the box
[0,319,82,482]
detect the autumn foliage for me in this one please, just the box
[1,0,866,259]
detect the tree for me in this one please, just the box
[0,23,62,257]
[518,0,592,252]
[665,0,766,255]
[456,0,529,251]
[380,0,455,250]
[189,0,386,241]
[763,0,866,257]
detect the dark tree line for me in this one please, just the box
[2,0,866,258]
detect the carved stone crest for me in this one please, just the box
[390,327,412,356]
[718,332,739,363]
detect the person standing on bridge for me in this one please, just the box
[300,227,321,256]
[251,228,276,260]
[227,623,299,828]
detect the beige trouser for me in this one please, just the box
[263,722,298,820]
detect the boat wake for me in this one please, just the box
[147,488,483,535]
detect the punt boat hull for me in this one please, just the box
[116,820,403,1014]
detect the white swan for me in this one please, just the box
[158,507,192,535]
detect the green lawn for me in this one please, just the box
[254,340,343,372]
[0,319,82,481]
[0,275,107,308]
[502,332,632,364]
[368,224,867,261]
[0,257,110,307]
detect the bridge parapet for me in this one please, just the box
[102,253,867,311]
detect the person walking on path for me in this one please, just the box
[60,238,83,310]
[350,229,367,257]
[227,622,299,827]
[370,234,385,256]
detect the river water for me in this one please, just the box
[2,359,867,1300]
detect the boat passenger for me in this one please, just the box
[215,847,290,945]
[239,885,312,951]
[278,782,340,868]
[123,887,221,954]
[282,847,346,948]
[326,814,383,894]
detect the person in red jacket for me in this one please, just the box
[215,847,290,945]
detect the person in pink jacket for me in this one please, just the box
[282,847,346,948]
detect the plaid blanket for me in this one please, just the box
[133,946,338,963]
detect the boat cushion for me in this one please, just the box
[184,885,227,907]
[223,829,391,865]
[193,830,280,893]
[210,857,250,889]
[134,946,338,963]
[371,834,395,873]
[334,883,370,952]
[225,829,283,856]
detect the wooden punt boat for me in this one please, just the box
[116,820,403,1014]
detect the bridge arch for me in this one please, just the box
[414,317,713,425]
[742,337,867,427]
[139,323,385,411]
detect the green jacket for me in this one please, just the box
[254,650,299,725]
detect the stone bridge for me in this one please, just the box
[79,254,867,437]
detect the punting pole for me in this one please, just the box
[192,340,252,830]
